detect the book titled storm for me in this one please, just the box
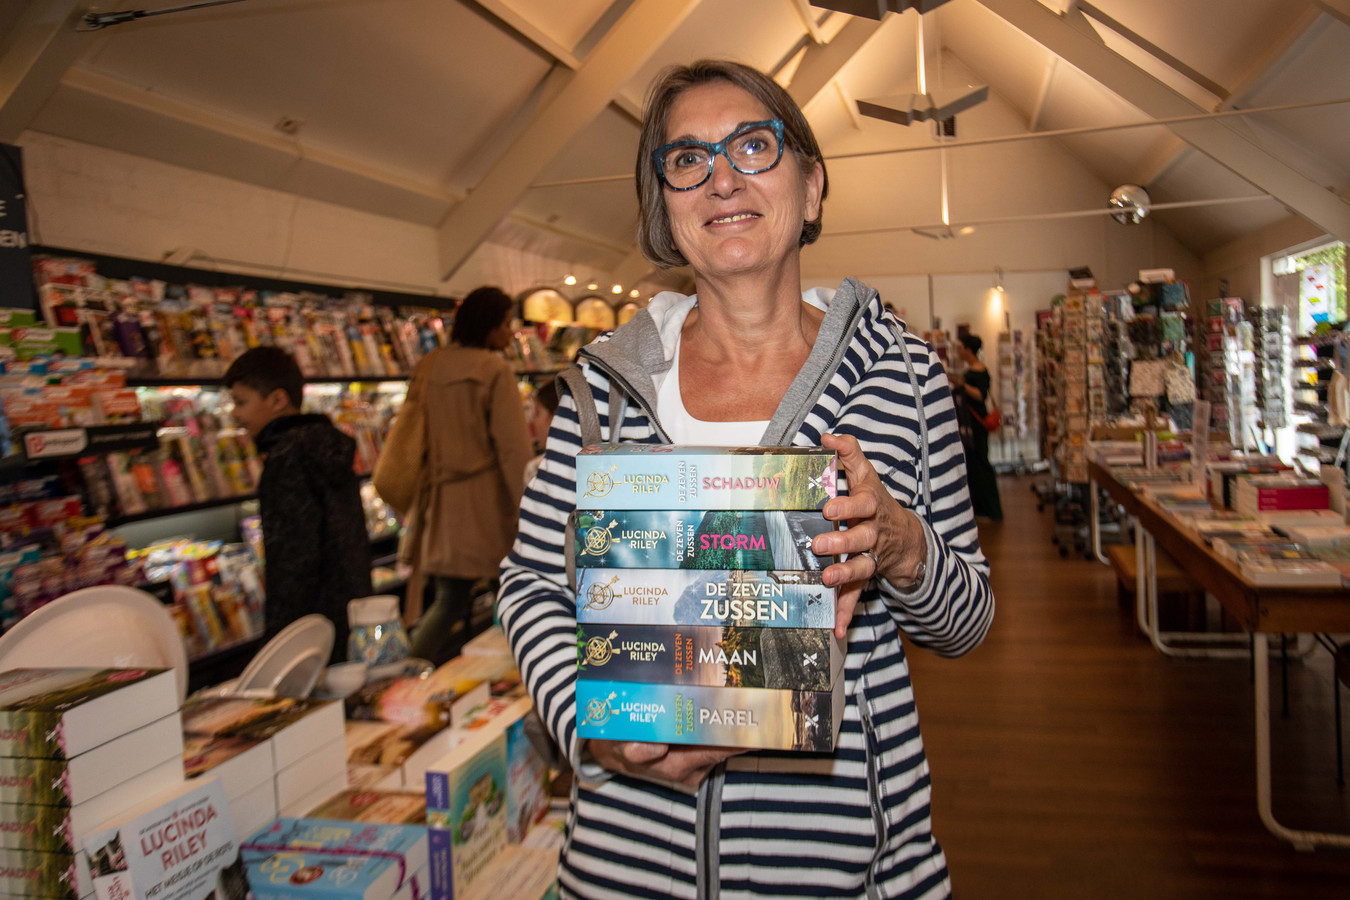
[576,445,836,510]
[574,509,835,569]
[575,569,835,629]
[576,624,843,691]
[576,680,843,752]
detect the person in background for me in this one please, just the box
[524,379,560,484]
[498,59,993,899]
[949,333,1004,521]
[224,346,372,660]
[404,286,533,665]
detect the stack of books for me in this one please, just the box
[422,687,553,895]
[307,788,426,825]
[182,696,346,832]
[572,445,846,753]
[1211,537,1344,587]
[1233,476,1330,517]
[0,667,182,899]
[240,818,445,899]
[82,776,249,899]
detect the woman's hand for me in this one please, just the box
[587,740,744,789]
[814,433,928,638]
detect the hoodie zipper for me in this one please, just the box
[770,295,871,445]
[859,678,887,900]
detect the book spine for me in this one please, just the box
[576,569,835,628]
[0,803,75,853]
[0,712,60,759]
[576,450,835,510]
[576,680,839,752]
[574,510,834,570]
[0,757,72,806]
[576,624,839,691]
[0,846,78,898]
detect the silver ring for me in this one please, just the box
[857,550,879,570]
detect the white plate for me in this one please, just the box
[0,585,189,704]
[234,615,334,698]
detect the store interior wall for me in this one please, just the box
[15,130,587,300]
[1202,211,1327,303]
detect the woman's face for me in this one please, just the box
[661,81,823,282]
[487,315,514,351]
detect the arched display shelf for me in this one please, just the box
[574,295,617,330]
[518,287,574,324]
[616,302,641,325]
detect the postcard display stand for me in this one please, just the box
[996,330,1034,451]
[1294,330,1350,475]
[1053,287,1103,485]
[1035,309,1061,465]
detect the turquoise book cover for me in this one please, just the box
[576,680,842,752]
[574,509,835,569]
[576,445,836,510]
[575,569,834,628]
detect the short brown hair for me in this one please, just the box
[636,60,829,269]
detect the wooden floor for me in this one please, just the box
[907,476,1350,899]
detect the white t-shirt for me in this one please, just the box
[656,330,769,446]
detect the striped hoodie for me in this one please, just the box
[498,278,994,899]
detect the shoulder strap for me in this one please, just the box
[557,368,603,448]
[888,321,933,516]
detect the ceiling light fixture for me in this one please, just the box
[854,7,987,127]
[995,267,1005,293]
[563,274,577,286]
[611,284,623,294]
[586,281,599,291]
[629,289,640,298]
[80,0,252,30]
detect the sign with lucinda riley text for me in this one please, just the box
[0,144,37,312]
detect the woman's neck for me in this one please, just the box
[685,266,816,361]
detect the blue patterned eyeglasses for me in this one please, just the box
[652,119,786,191]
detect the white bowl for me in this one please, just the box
[323,661,368,697]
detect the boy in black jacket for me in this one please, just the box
[224,347,371,660]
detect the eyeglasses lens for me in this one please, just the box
[660,124,782,190]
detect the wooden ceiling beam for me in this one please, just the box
[976,0,1350,242]
[435,0,700,280]
[0,0,87,143]
[1310,0,1350,28]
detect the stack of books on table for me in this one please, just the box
[421,685,554,897]
[343,655,504,790]
[81,776,249,900]
[181,696,345,834]
[1211,538,1345,587]
[1233,476,1330,517]
[572,445,846,753]
[240,817,444,899]
[0,667,182,899]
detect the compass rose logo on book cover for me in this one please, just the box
[581,520,619,557]
[582,575,620,611]
[581,691,617,727]
[582,630,618,667]
[582,465,618,499]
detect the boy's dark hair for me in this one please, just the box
[451,286,513,347]
[223,346,304,408]
[534,380,560,416]
[960,333,983,356]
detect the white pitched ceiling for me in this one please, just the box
[4,0,1349,283]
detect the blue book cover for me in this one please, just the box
[575,569,834,628]
[577,624,843,691]
[576,680,843,752]
[574,509,835,569]
[576,445,836,510]
[240,818,432,899]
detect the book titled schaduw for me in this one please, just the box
[574,509,835,570]
[577,624,844,691]
[576,679,844,752]
[575,568,835,628]
[576,445,837,510]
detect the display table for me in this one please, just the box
[1087,459,1350,851]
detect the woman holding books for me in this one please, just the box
[498,60,993,900]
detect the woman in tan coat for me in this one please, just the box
[404,286,533,664]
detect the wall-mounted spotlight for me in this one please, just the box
[995,267,1005,293]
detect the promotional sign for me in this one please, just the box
[0,144,37,311]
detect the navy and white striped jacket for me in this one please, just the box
[498,278,994,899]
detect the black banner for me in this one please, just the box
[0,144,37,311]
